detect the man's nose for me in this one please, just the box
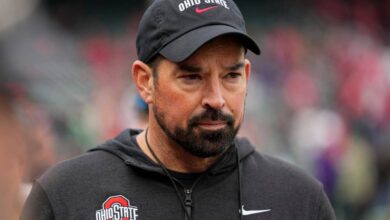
[201,80,225,109]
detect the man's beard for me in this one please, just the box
[152,105,240,158]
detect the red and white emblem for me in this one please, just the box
[96,195,138,220]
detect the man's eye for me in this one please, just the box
[182,74,202,81]
[225,72,242,79]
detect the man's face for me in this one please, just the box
[150,36,250,158]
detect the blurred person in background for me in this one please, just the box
[0,83,26,220]
[17,98,57,184]
[0,62,58,219]
[21,0,336,219]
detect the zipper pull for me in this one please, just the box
[184,189,192,220]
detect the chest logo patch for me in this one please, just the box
[96,195,139,220]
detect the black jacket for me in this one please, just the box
[21,129,336,219]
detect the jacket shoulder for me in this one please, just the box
[37,150,123,191]
[242,150,335,219]
[236,137,320,190]
[249,151,321,189]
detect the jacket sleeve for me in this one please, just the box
[317,186,337,220]
[20,181,55,220]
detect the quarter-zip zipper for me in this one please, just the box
[184,189,192,220]
[173,171,208,220]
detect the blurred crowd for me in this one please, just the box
[0,0,389,219]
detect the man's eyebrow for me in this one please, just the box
[177,64,202,73]
[226,62,245,71]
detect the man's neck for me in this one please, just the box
[136,125,220,173]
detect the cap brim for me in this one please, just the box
[159,25,260,62]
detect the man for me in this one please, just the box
[22,0,336,219]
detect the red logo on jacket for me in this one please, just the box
[96,195,138,220]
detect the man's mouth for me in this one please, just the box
[196,121,227,130]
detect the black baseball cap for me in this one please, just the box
[136,0,260,63]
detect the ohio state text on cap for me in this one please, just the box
[136,0,261,63]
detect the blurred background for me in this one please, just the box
[0,0,389,219]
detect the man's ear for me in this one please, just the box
[132,60,154,104]
[244,59,251,82]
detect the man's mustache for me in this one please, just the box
[188,109,234,127]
